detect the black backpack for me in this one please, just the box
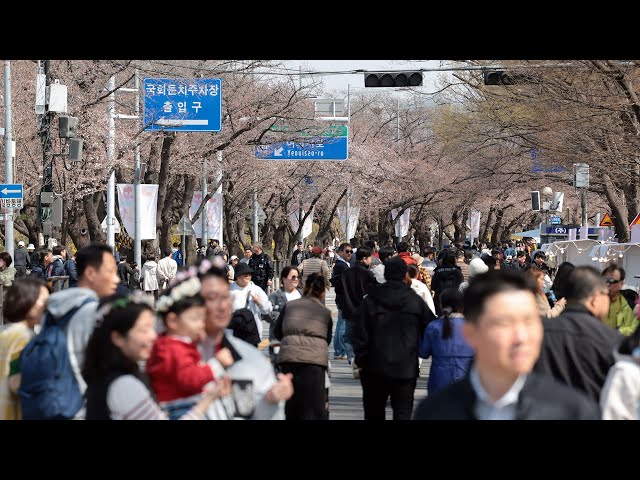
[230,287,261,346]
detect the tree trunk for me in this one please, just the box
[603,173,630,242]
[84,192,105,243]
[480,206,495,245]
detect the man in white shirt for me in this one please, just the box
[414,269,599,420]
[156,249,178,292]
[230,262,273,340]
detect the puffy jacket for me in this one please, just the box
[352,280,435,379]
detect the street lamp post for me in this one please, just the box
[542,186,553,225]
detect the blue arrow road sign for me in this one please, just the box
[0,184,22,199]
[143,78,221,132]
[255,136,348,160]
[0,183,23,209]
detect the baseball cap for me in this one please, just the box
[18,240,25,247]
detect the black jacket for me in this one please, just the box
[330,258,350,310]
[431,265,464,296]
[118,261,134,284]
[290,248,309,267]
[30,264,47,281]
[414,372,600,420]
[533,303,623,403]
[248,252,274,286]
[334,263,376,320]
[352,280,434,379]
[13,248,30,268]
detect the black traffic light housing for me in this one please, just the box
[364,71,423,88]
[483,70,515,85]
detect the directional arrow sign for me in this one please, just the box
[0,184,22,199]
[257,125,348,161]
[155,118,210,127]
[0,183,23,209]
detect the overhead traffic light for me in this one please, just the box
[364,71,423,88]
[483,70,515,85]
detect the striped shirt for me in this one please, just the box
[107,374,204,420]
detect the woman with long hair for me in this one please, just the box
[273,273,333,420]
[83,293,230,420]
[0,278,49,419]
[550,262,575,304]
[529,268,566,318]
[418,288,474,395]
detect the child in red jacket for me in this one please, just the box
[146,275,233,418]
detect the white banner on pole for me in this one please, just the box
[190,191,223,241]
[302,206,314,240]
[392,208,410,239]
[117,184,158,240]
[289,201,314,240]
[470,209,481,240]
[337,206,360,241]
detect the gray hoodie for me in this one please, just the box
[46,287,99,398]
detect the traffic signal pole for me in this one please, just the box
[4,61,14,258]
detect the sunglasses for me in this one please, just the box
[288,275,299,280]
[344,250,353,254]
[605,278,621,285]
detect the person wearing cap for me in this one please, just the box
[228,255,239,284]
[230,262,272,341]
[13,241,31,278]
[290,241,308,267]
[351,257,435,420]
[26,244,37,268]
[299,246,330,291]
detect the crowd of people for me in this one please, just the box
[1,235,640,420]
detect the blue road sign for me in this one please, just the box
[143,78,221,132]
[545,225,596,235]
[0,183,23,209]
[550,215,561,225]
[255,137,348,160]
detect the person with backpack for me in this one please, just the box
[83,293,231,420]
[0,278,50,419]
[230,262,272,345]
[18,244,121,420]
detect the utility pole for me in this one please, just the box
[581,188,588,229]
[201,156,208,249]
[106,76,116,252]
[40,60,54,246]
[133,70,142,268]
[345,185,351,244]
[252,171,259,243]
[4,61,13,258]
[216,150,223,247]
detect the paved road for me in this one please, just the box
[262,287,431,420]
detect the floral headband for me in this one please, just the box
[95,290,155,326]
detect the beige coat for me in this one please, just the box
[536,292,565,318]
